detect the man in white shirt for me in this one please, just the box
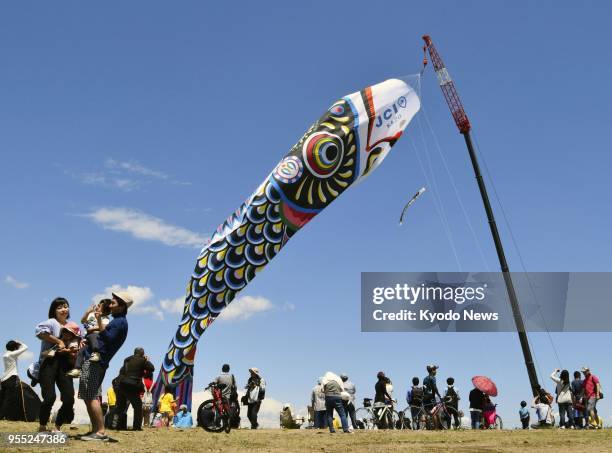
[0,340,28,419]
[340,373,358,429]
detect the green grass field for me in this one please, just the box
[1,421,611,452]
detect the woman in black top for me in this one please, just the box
[374,372,393,429]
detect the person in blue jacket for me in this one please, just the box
[173,405,193,428]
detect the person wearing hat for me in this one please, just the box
[35,297,76,433]
[311,377,327,428]
[245,367,265,429]
[340,373,358,430]
[581,366,601,428]
[79,291,132,442]
[423,365,441,414]
[172,404,193,429]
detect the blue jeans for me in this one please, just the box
[470,410,481,429]
[325,395,349,433]
[314,410,328,428]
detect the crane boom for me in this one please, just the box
[422,35,541,397]
[422,35,471,134]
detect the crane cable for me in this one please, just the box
[415,68,561,382]
[410,74,462,270]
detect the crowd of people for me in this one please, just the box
[0,295,606,440]
[296,364,605,432]
[519,368,604,430]
[0,296,271,438]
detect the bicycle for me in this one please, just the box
[197,382,231,433]
[355,398,376,429]
[481,404,503,430]
[355,398,399,429]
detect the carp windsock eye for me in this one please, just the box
[302,132,344,178]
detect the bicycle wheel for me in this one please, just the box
[494,415,503,430]
[422,409,435,430]
[391,410,402,429]
[411,408,425,430]
[355,407,374,429]
[198,399,225,433]
[374,407,392,430]
[397,409,411,430]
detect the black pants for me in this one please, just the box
[521,416,530,429]
[38,357,74,426]
[0,375,18,420]
[247,401,261,429]
[446,405,460,428]
[114,382,143,430]
[343,401,357,429]
[410,406,421,429]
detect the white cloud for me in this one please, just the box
[105,159,169,181]
[63,158,190,192]
[160,297,185,315]
[66,170,141,192]
[92,284,164,320]
[219,296,274,322]
[282,302,296,311]
[85,207,207,248]
[4,275,29,289]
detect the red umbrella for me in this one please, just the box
[472,376,498,397]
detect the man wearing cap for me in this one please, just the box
[245,368,265,429]
[340,373,357,430]
[79,292,132,442]
[581,367,601,427]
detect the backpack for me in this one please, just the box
[142,379,153,410]
[410,386,424,406]
[445,386,459,405]
[540,392,554,405]
[230,374,239,402]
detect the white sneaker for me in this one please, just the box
[89,352,101,362]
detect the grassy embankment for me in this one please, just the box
[0,421,611,452]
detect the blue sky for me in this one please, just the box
[1,1,611,427]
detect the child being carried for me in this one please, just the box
[66,299,111,378]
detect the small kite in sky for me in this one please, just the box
[399,187,426,225]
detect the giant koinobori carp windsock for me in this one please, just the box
[155,78,420,408]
